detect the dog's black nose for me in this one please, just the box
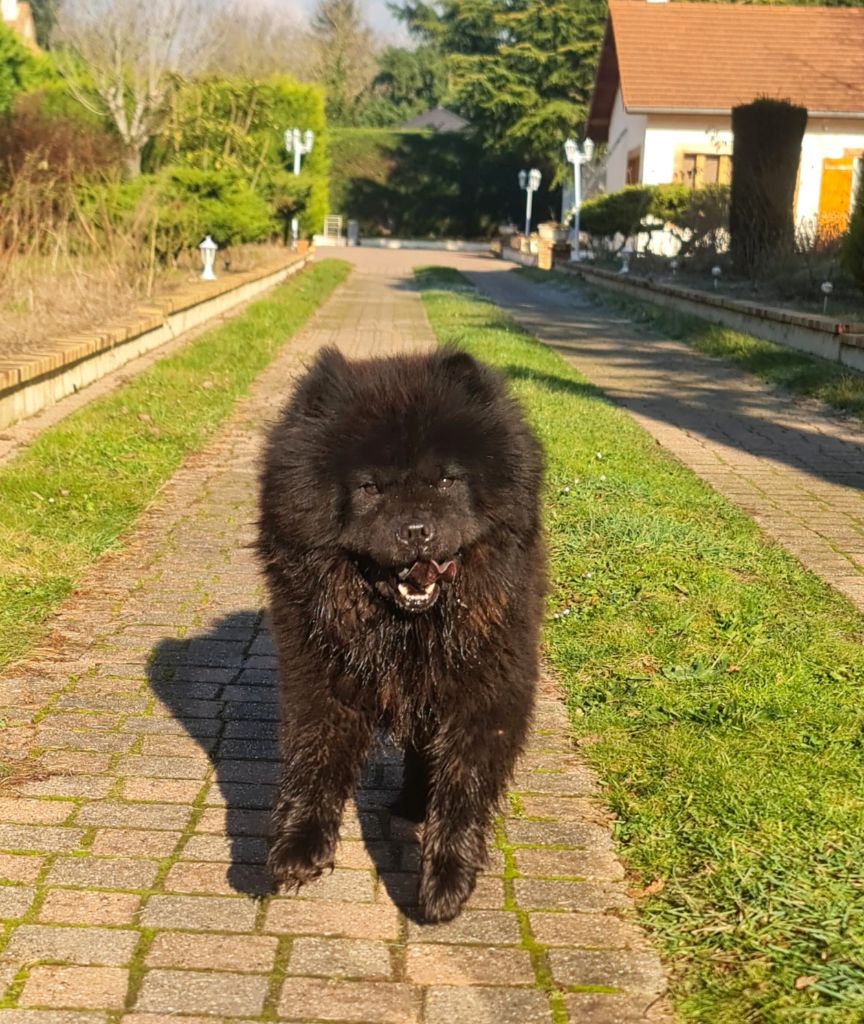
[397,522,435,545]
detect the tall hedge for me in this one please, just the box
[328,128,559,239]
[730,98,808,277]
[154,76,329,237]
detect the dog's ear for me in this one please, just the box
[437,348,502,403]
[294,347,351,418]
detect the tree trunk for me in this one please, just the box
[123,147,143,178]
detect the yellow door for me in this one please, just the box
[818,157,854,238]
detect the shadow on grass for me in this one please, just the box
[147,610,423,916]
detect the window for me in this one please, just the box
[626,148,641,185]
[674,152,732,188]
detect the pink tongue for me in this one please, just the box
[405,560,458,587]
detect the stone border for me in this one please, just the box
[0,251,311,430]
[559,263,864,371]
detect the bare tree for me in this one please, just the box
[54,0,218,176]
[203,2,311,80]
[309,0,377,124]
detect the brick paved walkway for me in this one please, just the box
[0,254,670,1023]
[457,258,864,613]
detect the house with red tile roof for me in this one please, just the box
[1,0,38,51]
[586,0,864,236]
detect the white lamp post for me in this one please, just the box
[284,128,314,176]
[518,168,542,239]
[821,280,833,314]
[199,235,218,281]
[563,137,594,262]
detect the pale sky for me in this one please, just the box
[258,0,408,41]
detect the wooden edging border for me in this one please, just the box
[0,252,311,431]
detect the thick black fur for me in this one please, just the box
[257,346,546,923]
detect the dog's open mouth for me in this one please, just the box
[392,558,458,612]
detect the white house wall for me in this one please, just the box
[796,119,864,223]
[641,115,733,185]
[604,89,647,191]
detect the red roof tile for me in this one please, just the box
[589,0,864,138]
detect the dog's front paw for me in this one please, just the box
[418,855,478,923]
[267,825,335,893]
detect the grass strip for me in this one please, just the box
[520,265,864,423]
[417,265,864,1023]
[0,258,349,672]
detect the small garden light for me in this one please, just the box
[821,280,833,314]
[670,257,679,277]
[518,168,542,238]
[619,243,633,274]
[712,265,722,290]
[199,235,218,281]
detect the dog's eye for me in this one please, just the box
[437,477,454,491]
[359,482,379,496]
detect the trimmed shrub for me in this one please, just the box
[154,76,328,236]
[579,185,654,242]
[842,173,864,295]
[328,128,560,239]
[730,97,808,277]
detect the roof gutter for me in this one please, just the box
[628,105,864,119]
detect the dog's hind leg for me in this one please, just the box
[389,741,431,823]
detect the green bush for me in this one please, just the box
[154,76,328,237]
[0,24,36,115]
[730,98,808,277]
[579,182,730,254]
[87,166,274,261]
[842,177,864,295]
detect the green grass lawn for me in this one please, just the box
[417,266,864,1023]
[521,266,864,423]
[0,259,349,673]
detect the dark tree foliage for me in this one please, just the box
[842,175,864,295]
[362,45,447,126]
[393,0,606,168]
[29,0,58,48]
[730,97,808,277]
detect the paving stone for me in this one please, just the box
[135,969,268,1016]
[203,783,276,809]
[195,807,269,835]
[141,894,258,932]
[405,944,534,986]
[121,779,203,803]
[515,846,624,880]
[179,834,267,863]
[89,830,180,859]
[38,890,141,926]
[0,799,76,824]
[265,898,401,940]
[114,756,209,780]
[277,978,420,1023]
[424,986,551,1024]
[19,965,128,1009]
[145,932,278,972]
[17,776,114,800]
[0,826,85,853]
[288,938,393,980]
[45,857,159,890]
[274,868,375,903]
[529,912,649,949]
[0,885,35,918]
[505,819,606,847]
[549,948,667,993]
[564,991,674,1022]
[34,730,135,754]
[0,852,44,882]
[37,752,113,775]
[514,879,629,912]
[515,794,604,821]
[75,802,192,831]
[2,925,139,965]
[0,1013,110,1023]
[407,910,521,945]
[163,861,269,896]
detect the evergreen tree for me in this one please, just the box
[361,44,446,125]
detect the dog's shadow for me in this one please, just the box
[147,610,422,916]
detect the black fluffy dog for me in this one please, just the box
[257,346,545,923]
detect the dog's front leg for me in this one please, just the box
[418,709,528,923]
[268,694,374,893]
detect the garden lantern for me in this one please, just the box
[563,137,594,262]
[199,235,218,281]
[285,128,314,176]
[821,280,833,314]
[670,258,679,277]
[518,168,542,239]
[712,265,722,290]
[619,243,633,274]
